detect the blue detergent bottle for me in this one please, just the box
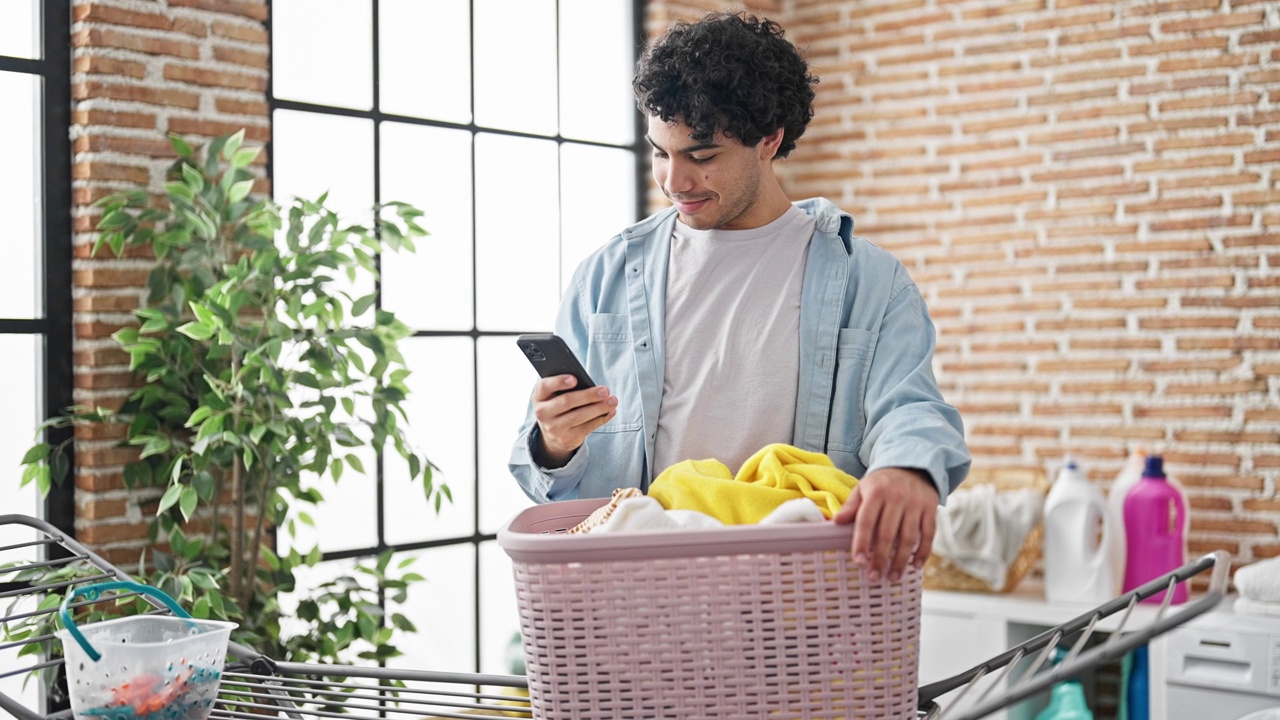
[1126,645,1150,720]
[1035,648,1094,720]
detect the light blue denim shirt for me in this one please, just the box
[509,198,971,505]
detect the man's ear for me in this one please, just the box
[759,127,786,160]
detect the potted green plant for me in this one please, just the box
[16,130,447,665]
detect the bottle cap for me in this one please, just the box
[1142,454,1164,479]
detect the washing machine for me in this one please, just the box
[1164,600,1280,719]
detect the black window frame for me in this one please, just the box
[266,0,647,674]
[0,0,75,540]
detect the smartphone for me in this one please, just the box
[516,333,596,392]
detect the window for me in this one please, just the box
[0,0,73,710]
[270,0,643,673]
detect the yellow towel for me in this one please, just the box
[648,443,858,525]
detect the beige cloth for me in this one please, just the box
[569,487,643,534]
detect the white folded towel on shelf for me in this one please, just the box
[932,485,1044,591]
[1234,596,1280,618]
[1234,555,1280,603]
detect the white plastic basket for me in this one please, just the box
[498,497,922,720]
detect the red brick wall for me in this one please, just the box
[70,0,269,565]
[648,0,1279,568]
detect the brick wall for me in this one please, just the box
[69,0,269,566]
[648,0,1279,569]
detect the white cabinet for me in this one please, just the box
[919,580,1168,720]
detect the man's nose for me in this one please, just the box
[663,160,695,195]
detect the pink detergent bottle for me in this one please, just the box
[1122,455,1188,604]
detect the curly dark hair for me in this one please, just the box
[633,11,818,158]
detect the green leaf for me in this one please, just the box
[180,162,205,192]
[140,435,172,459]
[20,443,52,465]
[330,458,344,482]
[169,133,193,158]
[221,129,246,162]
[230,147,261,168]
[228,179,254,204]
[49,452,70,485]
[177,321,215,341]
[179,486,198,521]
[351,293,376,317]
[157,483,183,514]
[185,406,212,427]
[190,301,217,326]
[344,454,365,474]
[193,471,215,501]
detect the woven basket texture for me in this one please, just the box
[509,521,922,719]
[922,466,1050,594]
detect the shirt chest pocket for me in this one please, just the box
[825,328,877,456]
[585,313,643,433]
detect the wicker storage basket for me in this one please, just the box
[498,498,922,720]
[922,466,1050,593]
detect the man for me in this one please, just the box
[509,12,970,584]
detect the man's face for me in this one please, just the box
[646,116,775,231]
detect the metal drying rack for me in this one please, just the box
[0,513,1229,720]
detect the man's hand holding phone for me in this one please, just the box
[517,334,618,469]
[530,376,618,468]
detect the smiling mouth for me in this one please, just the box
[673,197,712,213]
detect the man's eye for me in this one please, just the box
[652,151,669,160]
[690,155,713,164]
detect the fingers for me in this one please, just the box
[871,501,904,583]
[911,505,937,571]
[531,377,617,463]
[842,468,940,583]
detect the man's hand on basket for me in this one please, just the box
[833,468,940,583]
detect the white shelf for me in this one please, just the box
[920,581,1182,720]
[923,579,1167,633]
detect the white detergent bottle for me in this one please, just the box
[1043,456,1115,604]
[1106,447,1146,596]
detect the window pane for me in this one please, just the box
[273,110,375,220]
[474,0,557,136]
[474,133,560,331]
[272,0,372,110]
[560,0,636,145]
[380,0,470,124]
[281,559,366,663]
[479,541,523,675]
[387,545,477,672]
[380,122,474,330]
[560,143,636,293]
[477,336,537,535]
[385,337,476,545]
[0,72,40,318]
[0,594,40,711]
[0,335,40,555]
[285,452,378,555]
[0,1,37,58]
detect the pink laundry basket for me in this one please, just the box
[497,497,922,720]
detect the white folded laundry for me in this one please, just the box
[1233,555,1280,603]
[759,497,827,525]
[1234,596,1280,618]
[932,485,1043,592]
[591,497,681,533]
[588,496,824,534]
[590,497,724,534]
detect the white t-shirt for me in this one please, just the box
[653,205,816,476]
